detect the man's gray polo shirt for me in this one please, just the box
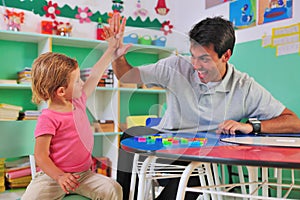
[139,55,284,132]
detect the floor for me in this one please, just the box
[0,189,24,200]
[0,189,244,200]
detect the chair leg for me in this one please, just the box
[29,155,36,179]
[129,154,139,200]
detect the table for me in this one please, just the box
[121,132,300,200]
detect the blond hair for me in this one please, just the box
[31,52,78,104]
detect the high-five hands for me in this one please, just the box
[103,13,132,58]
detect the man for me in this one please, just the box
[108,13,300,200]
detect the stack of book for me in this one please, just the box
[80,68,114,87]
[0,103,22,121]
[18,110,41,120]
[0,158,5,192]
[5,157,37,189]
[17,67,31,85]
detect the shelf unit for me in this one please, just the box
[0,29,175,178]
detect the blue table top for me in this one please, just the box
[121,132,248,152]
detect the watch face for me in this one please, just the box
[252,122,261,133]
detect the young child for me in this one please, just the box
[21,20,124,200]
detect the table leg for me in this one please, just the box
[137,155,156,200]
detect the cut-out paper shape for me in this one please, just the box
[75,7,93,23]
[161,20,173,35]
[43,1,60,19]
[134,0,148,17]
[155,0,169,16]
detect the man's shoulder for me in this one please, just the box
[229,64,256,87]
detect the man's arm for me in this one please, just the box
[217,108,300,134]
[260,108,300,133]
[112,56,142,83]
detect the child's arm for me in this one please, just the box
[83,15,125,97]
[34,135,80,194]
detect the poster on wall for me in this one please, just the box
[205,0,233,9]
[229,0,256,29]
[258,0,293,25]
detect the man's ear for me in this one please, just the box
[222,49,232,62]
[56,87,66,97]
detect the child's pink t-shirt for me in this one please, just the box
[34,92,94,173]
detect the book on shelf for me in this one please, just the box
[17,67,32,84]
[0,79,17,84]
[18,110,41,120]
[4,156,30,170]
[81,68,114,87]
[0,103,22,111]
[5,166,40,179]
[5,175,31,189]
[0,103,22,121]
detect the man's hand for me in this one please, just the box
[216,120,253,134]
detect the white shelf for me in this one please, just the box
[0,30,176,57]
[118,87,166,93]
[0,30,48,43]
[0,84,166,94]
[0,84,31,89]
[94,132,122,136]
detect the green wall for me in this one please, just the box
[231,39,300,117]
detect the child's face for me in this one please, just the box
[65,67,83,99]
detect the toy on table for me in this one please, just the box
[134,133,207,148]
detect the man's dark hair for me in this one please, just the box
[189,16,236,58]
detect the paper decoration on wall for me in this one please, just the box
[161,20,173,35]
[261,23,300,56]
[43,1,60,19]
[75,7,93,23]
[0,0,163,29]
[205,0,234,9]
[134,0,148,17]
[229,0,256,30]
[258,0,293,25]
[155,0,169,16]
[4,9,24,31]
[112,0,124,13]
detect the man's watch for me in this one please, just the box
[247,118,261,134]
